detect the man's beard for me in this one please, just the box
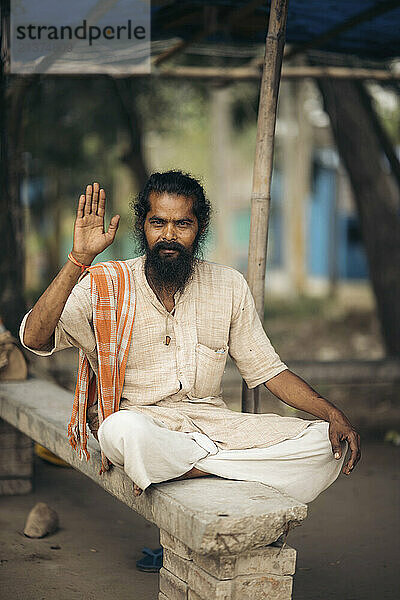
[144,239,198,294]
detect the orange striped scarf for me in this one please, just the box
[67,260,136,471]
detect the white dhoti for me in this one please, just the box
[98,410,347,504]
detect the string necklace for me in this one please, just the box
[145,268,175,346]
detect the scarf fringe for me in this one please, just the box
[68,422,91,460]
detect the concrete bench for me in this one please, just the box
[0,378,307,600]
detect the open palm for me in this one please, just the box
[72,182,120,263]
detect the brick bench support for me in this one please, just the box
[0,419,33,495]
[159,530,296,600]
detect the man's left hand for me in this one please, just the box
[328,412,361,475]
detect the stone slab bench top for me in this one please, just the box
[0,378,307,555]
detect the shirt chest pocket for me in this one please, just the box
[192,343,228,399]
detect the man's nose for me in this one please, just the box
[162,223,177,241]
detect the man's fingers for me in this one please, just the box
[98,188,106,217]
[85,184,92,215]
[92,182,99,214]
[80,183,104,217]
[343,432,361,475]
[77,194,85,218]
[329,430,342,459]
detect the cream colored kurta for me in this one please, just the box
[20,256,315,450]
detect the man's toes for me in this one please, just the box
[133,483,143,497]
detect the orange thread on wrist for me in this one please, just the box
[68,252,92,274]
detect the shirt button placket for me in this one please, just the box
[174,319,185,386]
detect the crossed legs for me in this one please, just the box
[98,410,347,503]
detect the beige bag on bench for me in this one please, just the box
[0,326,28,381]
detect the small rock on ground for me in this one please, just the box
[23,502,59,538]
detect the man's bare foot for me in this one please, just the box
[132,467,210,498]
[171,466,211,481]
[87,403,99,441]
[133,483,143,497]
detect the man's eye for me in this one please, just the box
[177,221,190,227]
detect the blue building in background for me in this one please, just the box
[231,150,369,291]
[307,158,368,281]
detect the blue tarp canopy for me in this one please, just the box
[151,0,400,60]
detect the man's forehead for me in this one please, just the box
[147,192,195,216]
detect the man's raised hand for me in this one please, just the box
[71,182,120,265]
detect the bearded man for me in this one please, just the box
[21,171,360,509]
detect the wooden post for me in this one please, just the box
[242,0,289,413]
[281,78,312,296]
[318,78,400,356]
[0,1,26,335]
[210,85,232,266]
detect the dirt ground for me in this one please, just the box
[0,441,399,600]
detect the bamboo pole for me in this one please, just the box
[37,67,400,82]
[153,65,400,82]
[241,0,289,414]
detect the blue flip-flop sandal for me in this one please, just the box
[136,546,163,572]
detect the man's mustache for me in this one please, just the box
[154,241,186,252]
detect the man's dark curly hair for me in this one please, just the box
[132,170,212,254]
